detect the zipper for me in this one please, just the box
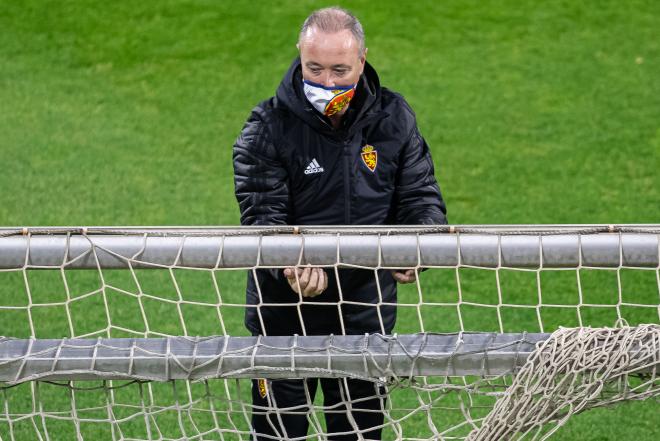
[340,111,388,225]
[310,110,387,225]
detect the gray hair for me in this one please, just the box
[299,7,366,56]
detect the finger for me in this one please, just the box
[288,270,303,294]
[392,269,416,284]
[319,269,328,292]
[287,267,305,278]
[303,268,320,296]
[299,267,311,290]
[402,269,417,283]
[390,270,404,282]
[315,268,327,294]
[294,267,308,293]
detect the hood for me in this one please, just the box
[275,57,382,135]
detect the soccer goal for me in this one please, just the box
[0,225,659,440]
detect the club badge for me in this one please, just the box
[257,379,268,398]
[361,145,378,172]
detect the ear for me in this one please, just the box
[359,48,368,74]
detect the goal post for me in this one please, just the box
[0,333,553,383]
[0,225,659,440]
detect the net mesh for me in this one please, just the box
[468,324,660,440]
[0,227,659,440]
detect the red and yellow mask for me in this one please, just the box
[303,80,357,117]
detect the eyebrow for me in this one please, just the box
[305,62,351,70]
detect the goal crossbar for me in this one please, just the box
[0,228,658,269]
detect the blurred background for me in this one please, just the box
[1,0,658,226]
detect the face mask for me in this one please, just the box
[303,80,357,117]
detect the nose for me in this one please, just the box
[321,72,335,88]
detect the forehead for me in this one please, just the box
[299,28,360,63]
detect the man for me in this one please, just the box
[233,7,447,440]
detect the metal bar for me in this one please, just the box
[2,225,660,235]
[0,231,658,269]
[0,334,551,382]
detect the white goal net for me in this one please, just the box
[0,225,659,440]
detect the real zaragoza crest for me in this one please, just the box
[361,145,378,172]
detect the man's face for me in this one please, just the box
[298,27,366,88]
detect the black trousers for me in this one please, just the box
[251,377,386,440]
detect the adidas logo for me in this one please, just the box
[304,158,324,175]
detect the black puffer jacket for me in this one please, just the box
[233,58,447,336]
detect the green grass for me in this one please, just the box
[1,0,659,439]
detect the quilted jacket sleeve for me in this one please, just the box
[394,124,448,225]
[233,108,290,226]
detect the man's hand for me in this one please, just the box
[391,269,417,284]
[284,267,328,297]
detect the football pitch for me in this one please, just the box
[1,0,659,439]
